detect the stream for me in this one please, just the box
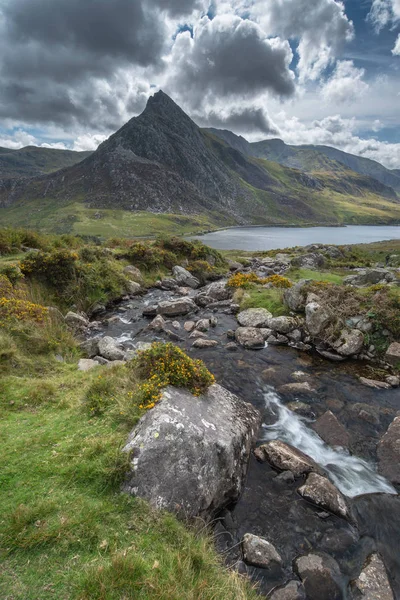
[89,285,400,598]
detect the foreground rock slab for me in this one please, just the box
[156,298,197,317]
[123,384,261,519]
[298,473,350,520]
[295,553,344,600]
[237,308,272,328]
[351,553,394,600]
[377,416,400,484]
[242,533,282,569]
[256,440,321,477]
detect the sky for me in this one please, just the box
[0,0,400,169]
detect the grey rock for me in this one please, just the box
[378,416,400,484]
[189,330,207,339]
[156,298,197,317]
[98,336,125,361]
[235,327,266,349]
[65,311,89,330]
[237,308,272,328]
[242,533,282,569]
[93,356,110,365]
[294,553,344,600]
[298,473,350,520]
[331,329,364,356]
[149,314,166,332]
[359,377,391,390]
[292,253,326,270]
[288,329,303,342]
[276,470,295,483]
[350,403,380,425]
[159,278,179,291]
[192,338,218,349]
[306,302,333,337]
[184,320,196,332]
[385,342,400,366]
[311,411,350,448]
[269,581,305,600]
[343,268,394,287]
[385,375,400,387]
[228,260,243,271]
[267,334,289,345]
[226,329,236,340]
[171,321,180,330]
[225,342,238,352]
[123,384,261,519]
[142,305,158,317]
[210,315,218,327]
[351,553,394,600]
[316,349,346,362]
[205,280,232,301]
[79,338,99,358]
[278,381,315,395]
[172,265,199,289]
[123,265,144,283]
[258,440,321,477]
[346,315,373,333]
[126,281,142,296]
[284,279,310,312]
[196,318,210,332]
[268,316,299,334]
[78,359,99,372]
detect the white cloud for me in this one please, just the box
[393,33,400,55]
[368,0,400,31]
[0,129,38,149]
[320,61,369,105]
[72,133,107,152]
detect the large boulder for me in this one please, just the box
[242,533,282,569]
[343,268,394,287]
[65,311,89,330]
[377,416,400,484]
[123,384,261,519]
[98,336,125,361]
[385,342,400,367]
[123,265,144,283]
[294,553,344,600]
[235,327,266,349]
[331,328,364,357]
[256,440,321,477]
[298,473,350,520]
[204,280,232,301]
[305,302,334,337]
[284,279,310,312]
[268,316,299,334]
[172,266,199,289]
[291,253,326,270]
[311,411,350,448]
[126,281,142,295]
[350,553,394,600]
[156,298,197,317]
[269,581,305,600]
[237,308,272,328]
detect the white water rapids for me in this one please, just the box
[261,388,397,498]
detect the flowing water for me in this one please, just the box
[90,287,400,597]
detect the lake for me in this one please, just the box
[189,225,400,251]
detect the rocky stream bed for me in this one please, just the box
[71,255,400,600]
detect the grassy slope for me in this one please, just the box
[0,146,92,178]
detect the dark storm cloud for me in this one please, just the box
[167,15,295,108]
[197,106,278,135]
[151,0,208,17]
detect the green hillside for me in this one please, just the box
[0,146,92,178]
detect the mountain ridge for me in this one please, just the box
[0,145,92,179]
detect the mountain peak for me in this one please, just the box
[143,89,185,117]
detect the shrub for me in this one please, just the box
[131,343,215,409]
[20,249,79,286]
[0,298,48,327]
[83,373,119,417]
[264,275,292,288]
[0,263,24,285]
[228,272,292,289]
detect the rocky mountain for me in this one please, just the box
[0,146,92,179]
[1,91,400,232]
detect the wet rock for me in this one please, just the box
[189,330,207,339]
[209,315,218,327]
[235,327,266,349]
[172,265,199,289]
[268,316,299,334]
[269,581,305,600]
[260,328,273,340]
[267,334,289,345]
[294,553,344,600]
[305,302,334,337]
[194,294,214,307]
[158,277,179,291]
[123,384,261,519]
[317,348,346,362]
[311,411,350,448]
[284,279,310,312]
[276,470,295,483]
[196,318,210,332]
[156,298,197,317]
[343,268,394,287]
[258,440,321,477]
[278,382,315,395]
[292,253,326,270]
[78,359,99,371]
[142,305,158,318]
[359,377,391,390]
[287,401,315,418]
[149,314,166,332]
[385,375,400,387]
[331,329,364,356]
[205,280,232,301]
[319,529,358,554]
[288,329,303,343]
[65,311,89,330]
[230,302,240,314]
[377,416,400,484]
[350,403,380,425]
[79,338,99,358]
[192,339,218,349]
[298,473,350,520]
[351,553,394,600]
[98,336,125,361]
[225,342,238,352]
[385,342,400,366]
[242,533,282,568]
[226,329,236,340]
[126,281,142,296]
[164,329,184,342]
[123,265,144,283]
[184,320,196,332]
[237,308,272,328]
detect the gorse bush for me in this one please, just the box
[131,342,215,409]
[228,272,292,289]
[20,249,79,286]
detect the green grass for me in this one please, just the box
[237,287,287,316]
[288,268,344,284]
[0,364,257,600]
